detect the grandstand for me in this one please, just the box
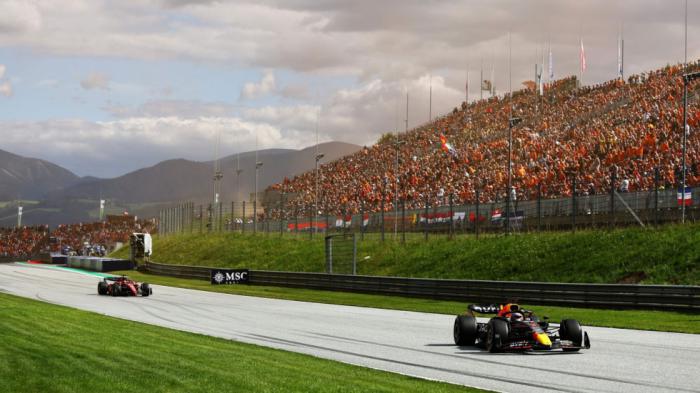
[0,219,156,259]
[268,62,700,217]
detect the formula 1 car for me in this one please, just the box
[453,303,590,352]
[97,276,152,297]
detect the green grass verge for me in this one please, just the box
[112,224,700,284]
[112,270,700,334]
[0,293,486,393]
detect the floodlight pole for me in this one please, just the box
[506,117,521,235]
[254,161,263,233]
[314,153,324,238]
[681,71,700,222]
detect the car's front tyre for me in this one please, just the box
[486,318,509,353]
[560,319,582,352]
[141,283,151,297]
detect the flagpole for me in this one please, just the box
[405,88,409,133]
[480,59,483,100]
[428,73,432,122]
[620,23,625,80]
[579,37,582,88]
[466,69,469,103]
[682,0,688,223]
[506,31,512,235]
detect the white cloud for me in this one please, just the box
[80,72,110,90]
[0,116,294,177]
[0,73,465,176]
[0,81,12,97]
[240,70,276,100]
[103,99,235,118]
[0,0,42,33]
[0,64,5,79]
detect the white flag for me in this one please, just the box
[580,39,586,73]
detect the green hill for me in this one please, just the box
[112,225,700,285]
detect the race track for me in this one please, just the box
[1,263,698,393]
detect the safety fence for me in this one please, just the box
[158,186,700,239]
[144,261,699,311]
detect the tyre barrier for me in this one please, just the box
[144,261,699,311]
[67,256,134,272]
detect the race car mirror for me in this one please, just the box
[211,269,250,285]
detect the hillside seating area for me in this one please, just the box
[269,62,700,217]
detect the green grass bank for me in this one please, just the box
[112,224,700,284]
[0,293,485,393]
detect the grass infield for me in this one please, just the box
[113,271,700,334]
[0,293,487,393]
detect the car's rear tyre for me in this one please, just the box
[453,315,477,346]
[487,318,509,353]
[141,283,151,297]
[97,281,107,295]
[560,319,582,352]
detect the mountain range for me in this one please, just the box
[0,142,360,227]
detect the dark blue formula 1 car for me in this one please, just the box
[453,303,591,352]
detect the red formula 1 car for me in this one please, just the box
[97,276,152,297]
[453,303,590,352]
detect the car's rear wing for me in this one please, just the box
[468,304,502,314]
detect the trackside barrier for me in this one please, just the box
[0,255,48,263]
[144,261,699,311]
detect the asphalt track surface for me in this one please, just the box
[1,263,699,393]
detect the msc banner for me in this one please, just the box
[210,269,250,285]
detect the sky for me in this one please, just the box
[0,0,698,178]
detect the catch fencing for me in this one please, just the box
[144,261,699,311]
[157,184,699,239]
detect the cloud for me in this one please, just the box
[242,104,319,132]
[80,72,110,90]
[0,0,694,92]
[103,99,235,118]
[0,63,10,97]
[240,70,276,100]
[0,73,473,176]
[0,81,12,97]
[0,116,293,177]
[0,0,41,33]
[279,84,311,100]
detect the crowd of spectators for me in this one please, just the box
[0,218,156,258]
[269,61,700,216]
[0,226,49,258]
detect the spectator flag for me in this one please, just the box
[677,186,693,206]
[481,79,491,92]
[491,209,502,222]
[439,134,458,157]
[580,39,586,73]
[362,214,369,227]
